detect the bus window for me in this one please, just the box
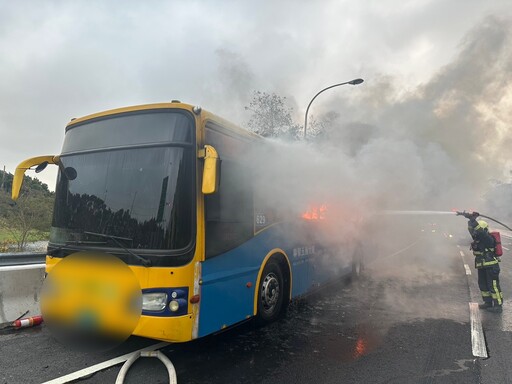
[49,110,196,263]
[205,159,253,258]
[204,126,253,258]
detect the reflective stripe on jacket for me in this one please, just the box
[474,253,499,269]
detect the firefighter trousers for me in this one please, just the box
[478,264,503,306]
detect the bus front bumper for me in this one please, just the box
[132,314,195,343]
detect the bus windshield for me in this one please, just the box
[50,110,195,254]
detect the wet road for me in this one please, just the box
[2,216,512,383]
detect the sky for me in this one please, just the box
[1,0,511,211]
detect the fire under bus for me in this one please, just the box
[12,102,361,343]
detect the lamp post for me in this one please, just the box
[304,78,364,139]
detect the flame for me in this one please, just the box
[354,336,368,359]
[302,204,327,220]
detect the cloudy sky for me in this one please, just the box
[1,0,511,206]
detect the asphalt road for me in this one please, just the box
[2,215,512,384]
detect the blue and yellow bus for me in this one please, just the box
[12,102,360,343]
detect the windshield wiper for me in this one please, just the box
[83,231,152,267]
[65,240,107,245]
[48,244,67,256]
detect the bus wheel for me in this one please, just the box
[257,261,285,324]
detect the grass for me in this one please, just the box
[0,229,49,243]
[0,229,49,252]
[0,230,15,242]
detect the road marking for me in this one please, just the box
[469,302,488,358]
[464,264,472,275]
[457,245,460,248]
[0,263,45,272]
[369,241,420,268]
[503,246,510,251]
[385,242,419,258]
[459,251,465,257]
[41,341,170,384]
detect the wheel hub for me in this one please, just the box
[261,272,280,312]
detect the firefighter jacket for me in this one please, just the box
[471,229,498,269]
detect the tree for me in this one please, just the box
[0,192,53,251]
[0,170,54,251]
[245,91,302,139]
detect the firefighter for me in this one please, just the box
[463,212,503,312]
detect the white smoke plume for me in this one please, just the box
[248,16,512,225]
[239,17,512,322]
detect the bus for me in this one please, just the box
[12,101,361,343]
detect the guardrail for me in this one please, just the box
[0,252,46,267]
[0,252,46,324]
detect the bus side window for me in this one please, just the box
[205,159,253,258]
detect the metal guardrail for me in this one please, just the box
[0,252,46,267]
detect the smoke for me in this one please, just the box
[204,49,255,124]
[331,16,512,200]
[250,16,512,221]
[239,16,512,323]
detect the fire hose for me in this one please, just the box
[115,350,177,384]
[455,211,512,231]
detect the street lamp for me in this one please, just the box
[304,78,364,139]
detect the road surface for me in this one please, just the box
[2,215,512,383]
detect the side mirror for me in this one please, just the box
[201,145,220,195]
[12,155,58,200]
[35,161,49,173]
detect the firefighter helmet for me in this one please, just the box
[475,220,489,231]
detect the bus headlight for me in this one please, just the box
[169,300,180,312]
[141,288,188,316]
[142,293,168,311]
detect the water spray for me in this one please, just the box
[379,210,455,215]
[379,209,512,231]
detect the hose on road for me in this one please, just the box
[115,350,177,384]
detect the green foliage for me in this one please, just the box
[0,169,54,251]
[0,170,51,196]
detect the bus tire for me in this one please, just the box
[256,260,285,324]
